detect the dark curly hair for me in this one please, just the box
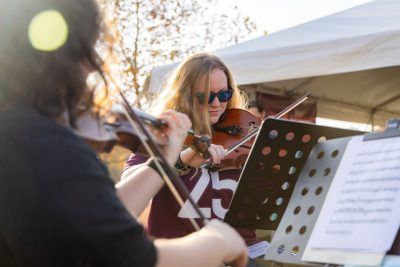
[0,0,103,126]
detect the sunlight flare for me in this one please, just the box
[28,10,68,51]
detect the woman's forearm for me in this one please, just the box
[155,233,224,267]
[116,165,164,217]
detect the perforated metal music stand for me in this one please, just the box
[263,137,350,265]
[260,120,400,266]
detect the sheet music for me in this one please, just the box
[248,241,269,259]
[306,135,400,253]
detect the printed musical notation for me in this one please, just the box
[306,135,400,253]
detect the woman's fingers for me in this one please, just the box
[160,110,191,138]
[203,219,248,267]
[207,144,225,164]
[231,250,248,267]
[158,110,192,166]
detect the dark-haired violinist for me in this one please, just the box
[0,1,248,266]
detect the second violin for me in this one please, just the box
[212,108,261,169]
[209,92,311,170]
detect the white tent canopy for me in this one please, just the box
[147,0,400,126]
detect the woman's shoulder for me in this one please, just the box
[0,107,74,140]
[1,107,108,179]
[123,153,149,170]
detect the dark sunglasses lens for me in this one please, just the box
[218,90,233,102]
[197,89,233,104]
[207,90,233,104]
[196,93,206,104]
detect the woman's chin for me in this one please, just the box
[209,114,220,125]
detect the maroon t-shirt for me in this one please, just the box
[124,154,257,245]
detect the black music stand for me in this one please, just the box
[224,118,362,230]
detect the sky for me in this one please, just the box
[219,0,374,38]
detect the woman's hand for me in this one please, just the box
[159,110,192,166]
[155,219,248,267]
[180,143,225,168]
[202,219,248,267]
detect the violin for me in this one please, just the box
[75,105,211,158]
[74,111,118,153]
[209,92,311,170]
[212,108,261,169]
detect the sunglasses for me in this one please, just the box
[196,88,233,104]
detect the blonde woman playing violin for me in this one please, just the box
[123,53,264,266]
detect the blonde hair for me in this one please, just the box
[151,53,247,136]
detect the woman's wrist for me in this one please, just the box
[174,151,191,170]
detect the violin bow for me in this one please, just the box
[223,91,311,157]
[119,98,232,267]
[118,91,208,230]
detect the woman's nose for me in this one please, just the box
[209,96,220,106]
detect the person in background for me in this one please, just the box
[247,100,266,119]
[123,53,266,266]
[0,1,248,266]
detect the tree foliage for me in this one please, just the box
[95,0,256,181]
[96,0,256,106]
